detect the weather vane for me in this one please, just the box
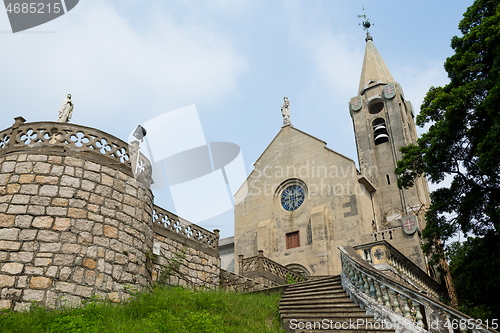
[358,7,373,32]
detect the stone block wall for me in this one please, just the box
[151,224,220,289]
[0,152,154,310]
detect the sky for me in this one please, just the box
[0,0,474,239]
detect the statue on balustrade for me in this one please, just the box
[58,94,74,123]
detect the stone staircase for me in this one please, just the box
[279,275,396,333]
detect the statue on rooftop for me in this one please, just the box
[281,97,290,126]
[58,94,74,123]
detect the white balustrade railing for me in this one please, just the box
[0,119,153,186]
[239,250,303,283]
[153,205,219,251]
[339,246,498,333]
[356,241,445,300]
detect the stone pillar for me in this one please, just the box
[238,254,243,275]
[257,250,264,273]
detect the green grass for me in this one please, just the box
[0,286,286,333]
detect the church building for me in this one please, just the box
[227,32,432,278]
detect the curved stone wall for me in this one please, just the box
[0,152,154,310]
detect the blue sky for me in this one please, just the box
[0,0,473,238]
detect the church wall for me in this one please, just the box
[0,152,154,310]
[234,126,376,276]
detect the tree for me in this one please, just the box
[447,234,500,321]
[395,0,500,317]
[447,235,500,320]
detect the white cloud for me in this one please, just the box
[301,30,363,100]
[0,1,247,131]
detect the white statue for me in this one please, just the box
[281,97,290,126]
[58,94,74,123]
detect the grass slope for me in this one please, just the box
[0,286,286,333]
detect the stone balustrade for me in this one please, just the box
[150,205,220,289]
[369,227,398,242]
[339,246,498,333]
[238,250,303,286]
[152,205,218,252]
[0,118,152,186]
[354,241,445,300]
[0,118,220,311]
[219,269,270,292]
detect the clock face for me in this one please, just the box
[281,185,305,211]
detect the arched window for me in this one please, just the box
[373,118,389,145]
[368,96,384,114]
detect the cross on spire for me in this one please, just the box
[358,7,374,41]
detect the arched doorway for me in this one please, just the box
[286,263,310,277]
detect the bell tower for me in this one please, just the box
[349,32,431,230]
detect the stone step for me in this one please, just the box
[286,278,341,290]
[282,319,396,332]
[280,303,366,313]
[280,298,353,306]
[282,288,347,298]
[279,275,394,333]
[283,321,395,332]
[281,294,351,302]
[285,283,344,294]
[282,318,391,326]
[293,276,340,286]
[279,303,360,310]
[281,313,373,319]
[291,275,339,283]
[280,309,366,318]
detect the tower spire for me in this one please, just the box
[357,32,394,94]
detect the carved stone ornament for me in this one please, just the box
[374,248,384,261]
[350,96,363,111]
[383,83,397,99]
[402,215,418,235]
[281,97,291,126]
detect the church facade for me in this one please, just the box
[230,34,432,277]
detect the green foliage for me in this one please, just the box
[395,1,500,260]
[447,234,500,320]
[0,286,285,333]
[285,274,303,284]
[395,0,500,316]
[157,247,187,286]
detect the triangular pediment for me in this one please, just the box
[234,125,357,198]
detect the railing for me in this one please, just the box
[0,118,152,185]
[153,205,219,251]
[354,241,445,300]
[238,250,303,284]
[339,246,498,333]
[219,269,270,292]
[388,251,441,299]
[369,227,398,242]
[0,119,130,164]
